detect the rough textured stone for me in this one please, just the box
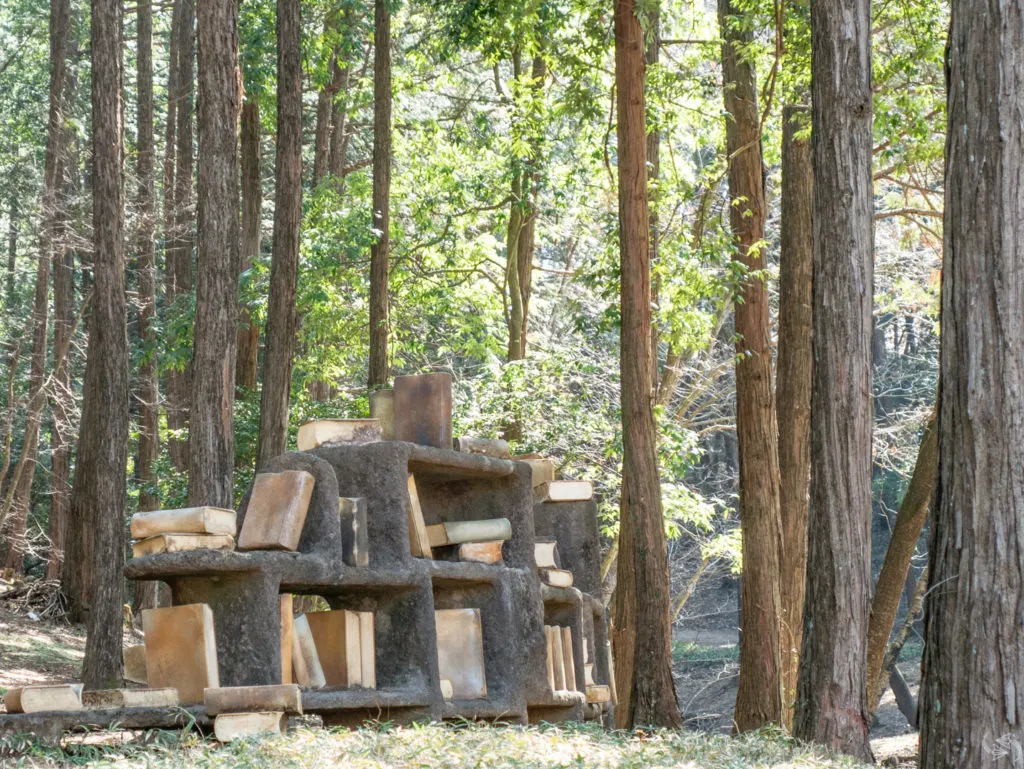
[393,373,452,448]
[142,604,219,705]
[204,684,302,715]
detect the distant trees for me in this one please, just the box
[919,1,1024,765]
[793,0,874,760]
[610,0,681,730]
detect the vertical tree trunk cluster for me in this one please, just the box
[610,0,681,729]
[256,0,302,469]
[189,0,239,507]
[717,0,784,732]
[74,0,128,688]
[794,0,874,760]
[367,0,391,390]
[2,0,70,574]
[776,104,813,725]
[920,2,1024,766]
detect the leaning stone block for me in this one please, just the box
[280,595,294,684]
[339,497,369,567]
[131,533,234,558]
[204,685,302,715]
[123,644,148,685]
[292,614,327,688]
[142,603,219,705]
[393,373,452,448]
[213,711,287,742]
[238,470,315,551]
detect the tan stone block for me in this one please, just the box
[406,475,433,559]
[296,419,382,451]
[561,627,577,691]
[4,684,83,713]
[369,389,395,440]
[204,685,302,715]
[81,688,178,709]
[279,595,293,685]
[535,480,593,502]
[425,518,511,548]
[586,685,611,703]
[359,611,376,689]
[131,534,234,558]
[142,603,219,705]
[238,470,315,551]
[435,608,486,700]
[457,541,503,565]
[513,456,556,488]
[213,711,287,741]
[339,497,369,567]
[305,610,362,687]
[534,539,559,569]
[292,614,326,688]
[123,644,148,685]
[540,568,574,588]
[130,507,237,539]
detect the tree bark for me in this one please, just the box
[236,99,261,389]
[866,409,935,711]
[793,0,874,760]
[2,0,70,573]
[74,0,128,688]
[920,3,1024,765]
[47,42,78,583]
[165,0,195,474]
[776,103,812,728]
[718,0,784,732]
[189,0,239,507]
[328,10,353,182]
[610,0,681,729]
[256,0,302,469]
[5,197,15,303]
[312,17,334,188]
[367,0,391,390]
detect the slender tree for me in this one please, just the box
[776,103,812,726]
[610,0,681,729]
[75,0,128,687]
[1,0,71,573]
[236,99,261,389]
[793,0,874,760]
[189,0,239,507]
[312,13,335,187]
[256,0,302,468]
[920,2,1024,764]
[367,0,391,389]
[718,0,784,731]
[165,0,195,473]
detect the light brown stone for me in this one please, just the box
[369,389,395,440]
[238,470,315,551]
[4,684,83,713]
[213,711,287,741]
[535,480,593,502]
[204,684,302,715]
[435,608,486,699]
[292,614,327,688]
[81,688,178,709]
[454,436,510,458]
[131,534,235,558]
[305,610,362,687]
[406,475,433,559]
[123,644,148,685]
[130,507,237,539]
[425,518,511,548]
[513,455,555,488]
[296,419,382,451]
[457,541,503,565]
[279,595,294,685]
[561,627,577,691]
[540,568,574,588]
[142,603,219,705]
[359,611,376,689]
[534,539,559,569]
[586,685,611,703]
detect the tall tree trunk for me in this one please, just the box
[718,0,784,732]
[866,409,935,711]
[74,0,128,688]
[189,0,240,508]
[920,4,1024,765]
[312,17,334,188]
[256,0,302,469]
[47,51,78,583]
[131,0,160,609]
[776,103,813,728]
[793,0,873,760]
[367,0,391,390]
[610,0,681,729]
[645,13,659,391]
[165,0,195,473]
[328,11,353,182]
[236,99,261,389]
[2,0,70,573]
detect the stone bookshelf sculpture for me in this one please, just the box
[0,375,613,741]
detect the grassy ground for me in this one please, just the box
[5,721,873,768]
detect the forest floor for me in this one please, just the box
[0,602,913,767]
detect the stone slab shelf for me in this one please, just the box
[111,443,610,730]
[0,706,210,747]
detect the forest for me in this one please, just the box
[0,0,1018,765]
